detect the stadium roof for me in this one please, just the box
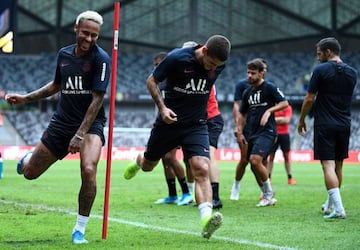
[12,0,360,53]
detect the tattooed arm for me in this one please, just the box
[5,81,60,105]
[77,91,104,137]
[68,91,105,154]
[146,74,177,124]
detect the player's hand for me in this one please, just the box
[233,130,238,138]
[5,94,26,105]
[236,132,247,145]
[68,135,83,154]
[260,110,271,126]
[160,108,177,124]
[298,122,307,136]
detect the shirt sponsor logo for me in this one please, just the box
[173,78,209,95]
[66,76,83,90]
[62,76,91,95]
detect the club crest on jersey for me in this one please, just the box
[82,63,91,72]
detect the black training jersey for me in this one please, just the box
[234,78,250,102]
[240,80,286,138]
[152,45,225,125]
[234,78,251,135]
[308,60,357,127]
[53,44,110,125]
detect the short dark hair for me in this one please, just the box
[205,35,231,62]
[154,52,167,61]
[316,37,341,55]
[247,58,266,72]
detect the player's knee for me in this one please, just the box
[162,156,173,166]
[23,167,40,180]
[193,163,209,180]
[239,159,248,168]
[249,155,262,167]
[142,160,157,172]
[81,164,96,179]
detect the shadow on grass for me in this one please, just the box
[3,239,56,245]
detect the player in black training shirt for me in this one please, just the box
[6,10,110,244]
[298,37,357,220]
[124,35,231,239]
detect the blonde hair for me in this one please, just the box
[76,10,103,26]
[182,41,198,48]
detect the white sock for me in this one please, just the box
[262,179,273,197]
[328,188,344,213]
[233,180,240,189]
[323,194,333,209]
[187,182,195,194]
[73,214,89,234]
[23,152,33,165]
[323,196,329,207]
[260,185,265,195]
[135,153,143,168]
[198,202,212,222]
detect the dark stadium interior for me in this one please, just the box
[8,0,360,54]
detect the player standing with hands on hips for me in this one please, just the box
[6,10,110,243]
[123,35,231,239]
[298,37,357,219]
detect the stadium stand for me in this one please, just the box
[2,52,360,150]
[6,110,52,146]
[2,52,360,99]
[4,107,360,151]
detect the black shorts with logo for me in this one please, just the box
[247,132,276,160]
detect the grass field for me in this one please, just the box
[0,159,359,249]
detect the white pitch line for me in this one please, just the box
[0,199,299,250]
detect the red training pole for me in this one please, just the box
[102,1,120,240]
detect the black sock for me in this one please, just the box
[177,177,189,194]
[288,174,292,179]
[166,178,177,197]
[211,182,220,201]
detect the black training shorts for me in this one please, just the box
[270,133,290,154]
[314,124,350,160]
[41,119,105,160]
[207,114,224,149]
[247,132,276,160]
[145,123,210,162]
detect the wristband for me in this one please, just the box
[75,134,84,140]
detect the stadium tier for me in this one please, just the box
[4,108,360,151]
[2,51,360,149]
[2,52,360,101]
